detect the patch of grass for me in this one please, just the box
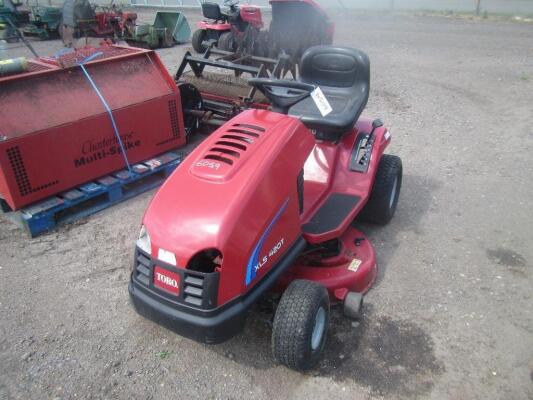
[520,74,529,81]
[157,350,170,359]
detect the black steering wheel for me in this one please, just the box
[247,78,315,114]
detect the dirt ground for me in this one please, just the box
[1,9,532,400]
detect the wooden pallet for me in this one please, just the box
[2,151,183,237]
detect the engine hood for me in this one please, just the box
[142,109,313,267]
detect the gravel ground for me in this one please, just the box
[1,9,533,400]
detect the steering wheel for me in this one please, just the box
[247,78,315,114]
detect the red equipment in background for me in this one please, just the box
[60,0,138,40]
[192,0,264,53]
[91,8,137,37]
[0,45,187,211]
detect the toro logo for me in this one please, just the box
[153,266,180,295]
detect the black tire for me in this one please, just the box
[218,31,235,51]
[191,29,206,53]
[272,280,329,371]
[358,154,402,225]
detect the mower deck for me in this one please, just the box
[277,227,377,301]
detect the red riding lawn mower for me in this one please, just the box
[129,46,403,371]
[192,0,265,54]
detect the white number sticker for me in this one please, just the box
[195,160,221,170]
[310,87,333,117]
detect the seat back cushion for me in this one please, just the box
[202,2,223,20]
[300,46,369,89]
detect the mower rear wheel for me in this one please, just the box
[272,280,329,371]
[358,154,402,225]
[218,32,235,52]
[192,29,206,53]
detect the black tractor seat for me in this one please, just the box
[289,46,370,141]
[202,2,225,21]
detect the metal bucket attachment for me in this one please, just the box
[153,11,190,44]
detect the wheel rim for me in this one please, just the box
[311,307,326,350]
[389,175,398,210]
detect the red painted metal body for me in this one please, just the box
[144,109,315,305]
[301,118,390,244]
[198,21,231,31]
[93,11,119,35]
[142,107,391,306]
[277,226,377,299]
[0,45,186,210]
[239,6,263,29]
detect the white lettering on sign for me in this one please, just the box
[155,272,178,288]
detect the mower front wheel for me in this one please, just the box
[191,29,206,53]
[358,154,402,225]
[272,280,329,371]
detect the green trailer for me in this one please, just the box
[128,11,190,49]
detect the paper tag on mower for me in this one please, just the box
[310,87,333,117]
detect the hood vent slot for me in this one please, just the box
[205,154,233,165]
[210,147,241,158]
[233,123,265,132]
[221,134,254,144]
[199,123,266,171]
[227,128,259,137]
[215,140,247,151]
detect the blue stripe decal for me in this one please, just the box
[245,198,289,286]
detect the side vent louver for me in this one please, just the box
[135,251,151,286]
[183,273,205,306]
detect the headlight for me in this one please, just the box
[158,248,177,266]
[136,225,151,255]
